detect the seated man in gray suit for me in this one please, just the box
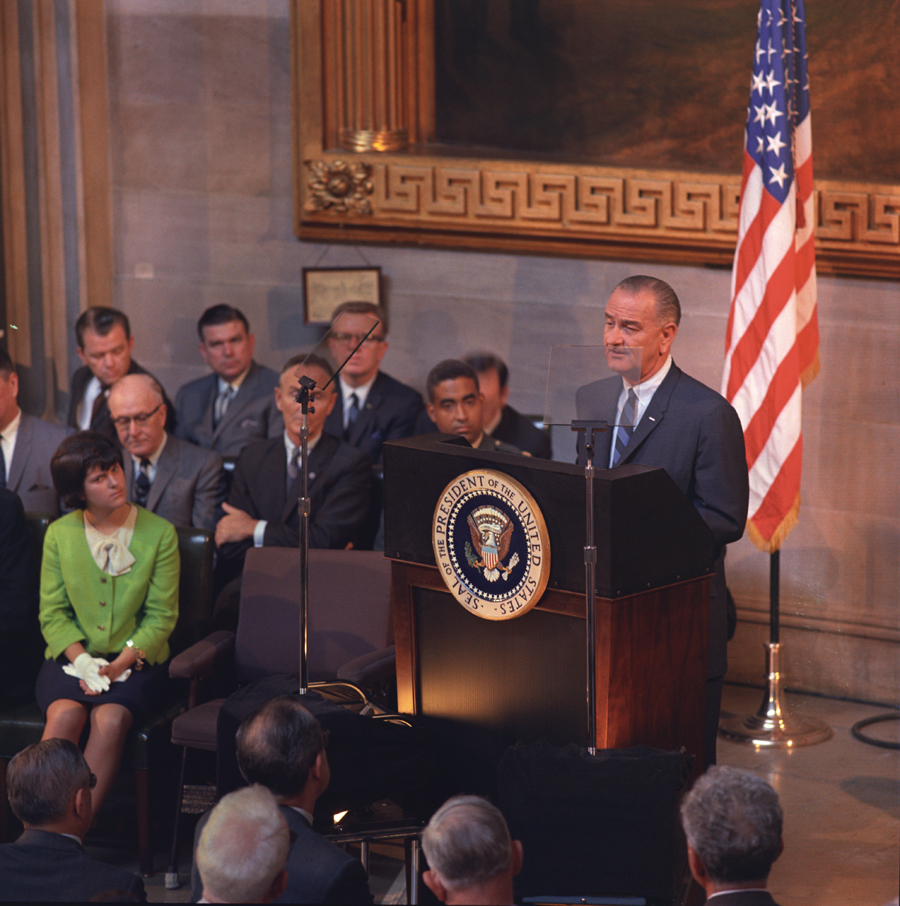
[108,373,223,530]
[192,696,373,904]
[425,359,522,454]
[0,349,70,515]
[175,305,280,458]
[0,738,146,902]
[680,766,784,906]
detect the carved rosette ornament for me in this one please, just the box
[304,159,374,215]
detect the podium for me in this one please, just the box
[383,433,715,796]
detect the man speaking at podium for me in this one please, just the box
[576,275,749,767]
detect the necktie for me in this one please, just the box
[90,387,108,427]
[214,385,235,427]
[287,447,300,485]
[0,444,6,489]
[344,392,360,439]
[134,459,151,507]
[612,389,639,466]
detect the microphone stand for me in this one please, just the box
[292,323,380,696]
[571,419,609,755]
[294,375,315,694]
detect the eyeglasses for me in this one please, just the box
[112,404,162,429]
[329,332,385,347]
[320,729,330,749]
[89,772,97,789]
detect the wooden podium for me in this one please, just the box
[383,434,715,795]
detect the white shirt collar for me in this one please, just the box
[217,364,251,394]
[131,432,167,471]
[339,373,376,411]
[284,430,321,460]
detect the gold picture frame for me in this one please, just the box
[292,0,900,278]
[302,266,382,324]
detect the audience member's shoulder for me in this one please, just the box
[323,431,373,468]
[169,433,224,466]
[482,435,523,455]
[250,361,280,387]
[175,370,216,401]
[673,365,735,408]
[378,370,424,402]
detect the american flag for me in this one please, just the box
[721,0,819,554]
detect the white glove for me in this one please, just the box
[63,653,111,693]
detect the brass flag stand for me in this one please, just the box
[719,550,831,747]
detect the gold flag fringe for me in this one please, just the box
[748,491,801,554]
[800,351,820,389]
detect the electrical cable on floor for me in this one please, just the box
[850,712,900,750]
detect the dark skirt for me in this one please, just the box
[35,657,170,723]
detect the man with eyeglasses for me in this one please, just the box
[108,373,223,530]
[0,738,147,901]
[67,306,174,443]
[191,696,373,904]
[175,305,281,458]
[324,301,423,466]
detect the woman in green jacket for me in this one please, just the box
[36,431,179,813]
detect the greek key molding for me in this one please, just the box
[299,156,900,275]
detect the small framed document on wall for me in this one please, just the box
[302,267,382,324]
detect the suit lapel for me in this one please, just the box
[214,363,259,442]
[617,364,681,465]
[347,374,384,446]
[122,455,135,500]
[147,439,177,510]
[280,435,331,523]
[7,412,31,491]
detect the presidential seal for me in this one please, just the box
[432,469,550,620]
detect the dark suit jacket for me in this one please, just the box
[67,359,175,440]
[324,370,423,466]
[0,828,147,902]
[191,804,373,904]
[576,362,748,678]
[219,432,371,560]
[174,360,280,458]
[121,433,223,530]
[494,404,553,459]
[704,891,781,906]
[0,490,39,708]
[6,412,71,515]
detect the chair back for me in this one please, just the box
[235,548,392,685]
[24,511,54,569]
[171,527,215,654]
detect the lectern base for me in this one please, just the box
[719,642,832,748]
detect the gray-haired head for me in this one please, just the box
[196,784,289,903]
[7,739,92,827]
[680,766,783,884]
[421,795,513,891]
[614,275,681,327]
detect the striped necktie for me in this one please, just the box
[134,458,151,506]
[612,389,639,466]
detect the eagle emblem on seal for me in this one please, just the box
[465,505,520,582]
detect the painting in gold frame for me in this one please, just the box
[292,0,900,278]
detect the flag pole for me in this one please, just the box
[719,550,831,747]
